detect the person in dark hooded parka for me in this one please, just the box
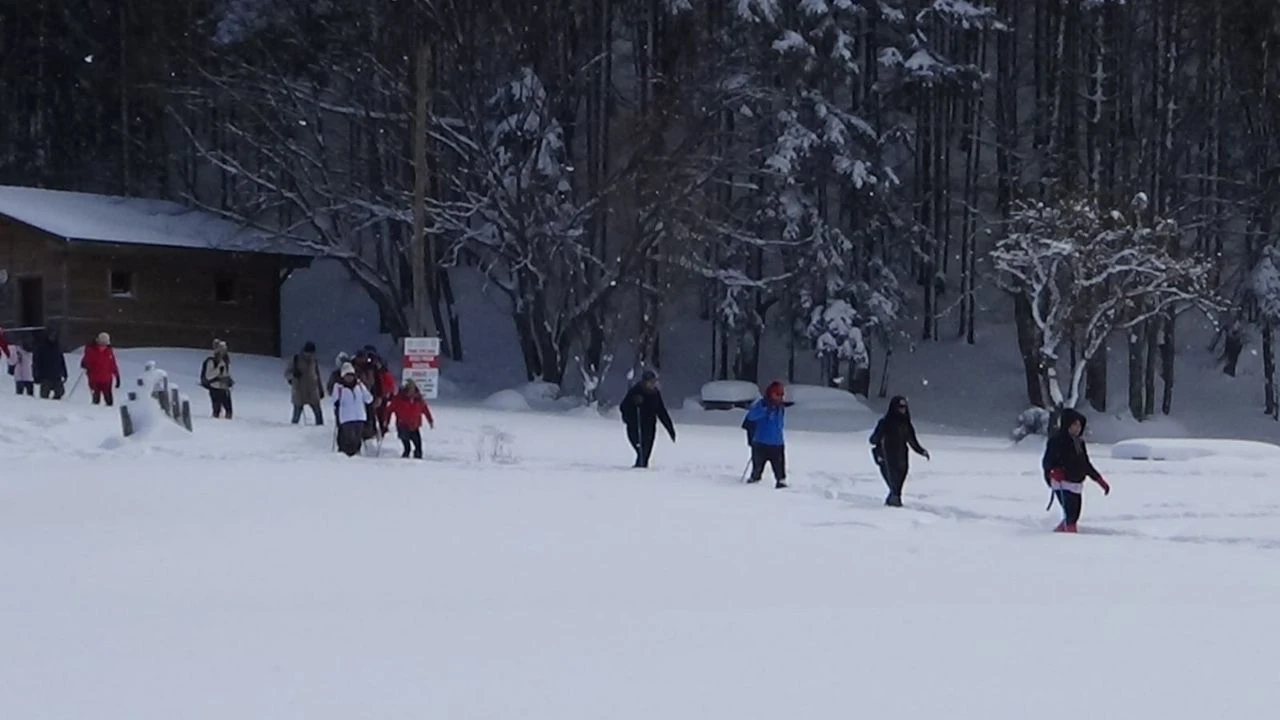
[870,395,930,506]
[618,369,676,468]
[1041,408,1110,533]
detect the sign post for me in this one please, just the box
[403,337,441,399]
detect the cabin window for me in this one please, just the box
[214,275,235,304]
[109,270,134,298]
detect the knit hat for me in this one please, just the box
[303,341,316,353]
[334,351,350,367]
[340,362,356,377]
[765,380,785,399]
[96,332,110,345]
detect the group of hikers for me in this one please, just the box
[618,371,1109,532]
[282,342,434,459]
[1,328,122,404]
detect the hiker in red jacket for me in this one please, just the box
[387,379,434,459]
[81,332,121,406]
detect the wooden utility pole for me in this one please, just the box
[410,42,434,337]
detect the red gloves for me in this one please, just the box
[1093,476,1111,495]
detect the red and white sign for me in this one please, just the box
[403,337,440,398]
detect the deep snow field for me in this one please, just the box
[3,347,1280,719]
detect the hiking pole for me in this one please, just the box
[65,371,84,400]
[740,458,752,483]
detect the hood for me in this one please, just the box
[1059,408,1087,433]
[885,395,911,422]
[764,380,785,402]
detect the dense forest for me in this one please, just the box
[2,0,1280,417]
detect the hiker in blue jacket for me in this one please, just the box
[742,380,787,489]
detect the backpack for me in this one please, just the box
[199,357,212,389]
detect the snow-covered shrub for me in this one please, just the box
[991,194,1221,410]
[1011,406,1052,442]
[784,384,872,413]
[483,389,531,412]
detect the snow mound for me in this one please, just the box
[784,384,872,413]
[1111,438,1280,462]
[520,381,561,403]
[482,389,532,412]
[700,380,759,409]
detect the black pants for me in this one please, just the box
[1058,490,1083,525]
[626,423,655,467]
[292,403,323,425]
[39,380,64,400]
[209,388,233,418]
[399,428,423,458]
[15,381,33,396]
[337,421,364,457]
[749,443,786,482]
[880,462,908,497]
[92,388,114,406]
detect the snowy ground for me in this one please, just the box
[2,349,1280,718]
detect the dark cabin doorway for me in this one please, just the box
[17,276,44,329]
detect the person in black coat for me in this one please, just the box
[618,370,675,468]
[1041,408,1110,533]
[869,395,930,507]
[32,330,67,400]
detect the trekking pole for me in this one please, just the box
[65,371,84,400]
[740,458,752,483]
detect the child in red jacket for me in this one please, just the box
[81,332,121,406]
[387,379,434,459]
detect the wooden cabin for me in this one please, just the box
[0,186,311,355]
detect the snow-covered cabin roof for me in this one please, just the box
[0,185,310,257]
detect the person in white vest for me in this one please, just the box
[8,339,34,396]
[332,362,373,456]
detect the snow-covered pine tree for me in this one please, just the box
[706,0,913,388]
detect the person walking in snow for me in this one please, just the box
[352,347,382,440]
[326,351,351,425]
[619,370,676,468]
[286,341,325,425]
[870,395,930,507]
[200,339,234,419]
[743,380,788,488]
[332,362,374,457]
[387,379,434,459]
[81,332,121,406]
[32,329,67,400]
[8,340,33,396]
[1042,408,1110,533]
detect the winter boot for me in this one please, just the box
[1053,521,1078,533]
[746,476,762,484]
[885,494,903,507]
[775,480,788,489]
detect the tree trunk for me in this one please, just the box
[1085,345,1107,411]
[1265,320,1277,419]
[1160,313,1176,415]
[1014,295,1045,407]
[1143,318,1159,418]
[1127,326,1145,419]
